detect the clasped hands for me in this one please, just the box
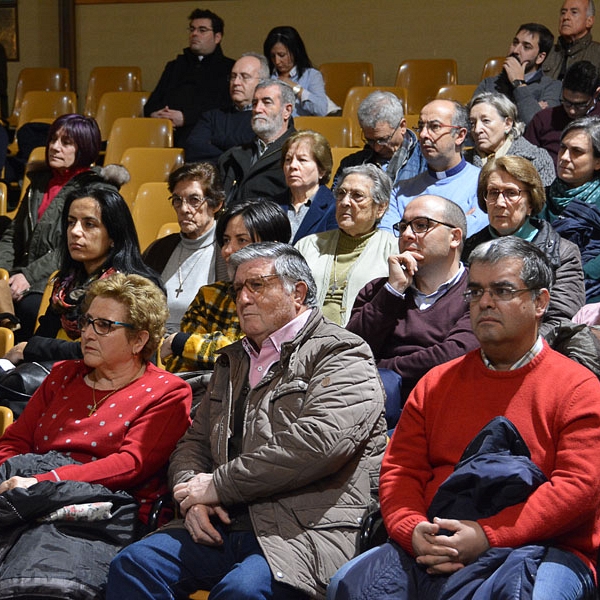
[150,107,184,128]
[173,473,231,546]
[0,475,38,494]
[412,518,490,576]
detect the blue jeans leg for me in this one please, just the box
[532,547,596,600]
[378,368,403,432]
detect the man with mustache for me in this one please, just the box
[218,79,296,206]
[473,23,561,124]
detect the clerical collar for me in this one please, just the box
[428,158,467,180]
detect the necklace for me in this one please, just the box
[87,364,146,416]
[174,240,214,297]
[328,250,348,294]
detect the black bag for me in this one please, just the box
[0,360,54,418]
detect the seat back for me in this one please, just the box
[395,59,458,114]
[319,62,374,107]
[0,405,14,436]
[293,116,352,147]
[0,268,8,281]
[331,147,359,183]
[343,86,409,147]
[94,91,149,141]
[84,66,143,118]
[15,91,77,130]
[35,271,58,332]
[436,84,477,105]
[156,222,180,239]
[131,182,174,251]
[9,67,70,128]
[480,56,505,80]
[104,117,173,166]
[0,181,7,216]
[119,147,184,209]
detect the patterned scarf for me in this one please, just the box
[547,177,600,218]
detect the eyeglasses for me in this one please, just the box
[560,96,595,111]
[393,216,457,237]
[228,73,258,82]
[413,121,463,135]
[484,188,526,204]
[229,274,280,299]
[170,194,207,210]
[78,314,135,336]
[335,188,371,203]
[463,286,536,303]
[188,25,213,34]
[362,121,402,148]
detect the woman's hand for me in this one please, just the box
[0,475,38,494]
[8,274,30,302]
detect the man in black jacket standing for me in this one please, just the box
[145,8,234,146]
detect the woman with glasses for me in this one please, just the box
[161,199,291,373]
[466,92,555,186]
[143,163,226,334]
[263,25,330,116]
[3,183,163,367]
[0,272,191,594]
[295,164,397,326]
[462,155,585,336]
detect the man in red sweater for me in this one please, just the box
[329,236,600,599]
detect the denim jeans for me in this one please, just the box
[106,526,308,600]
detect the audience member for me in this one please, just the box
[218,79,295,205]
[380,99,487,236]
[329,237,600,600]
[463,156,585,337]
[332,90,427,188]
[161,200,291,373]
[473,23,561,124]
[144,8,234,146]
[296,164,396,326]
[274,130,337,243]
[347,195,478,426]
[525,60,600,163]
[184,53,269,164]
[107,242,387,600]
[143,163,227,334]
[0,114,125,342]
[543,0,600,80]
[264,25,329,116]
[466,92,555,185]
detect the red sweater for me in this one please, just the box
[381,343,600,574]
[0,360,192,520]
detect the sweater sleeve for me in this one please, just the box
[297,68,329,116]
[512,77,562,124]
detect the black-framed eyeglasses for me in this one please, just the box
[413,121,463,135]
[362,121,402,148]
[229,274,280,299]
[463,286,537,303]
[484,188,526,204]
[169,194,207,210]
[78,314,135,336]
[560,96,595,111]
[393,216,457,237]
[188,26,213,34]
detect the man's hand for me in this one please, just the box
[4,341,26,364]
[160,333,176,361]
[8,274,30,302]
[415,518,490,575]
[388,251,421,294]
[503,56,526,84]
[412,520,462,575]
[0,475,38,494]
[184,503,231,545]
[173,473,220,515]
[150,106,184,127]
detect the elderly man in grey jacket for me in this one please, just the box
[107,242,387,600]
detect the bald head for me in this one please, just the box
[230,54,269,109]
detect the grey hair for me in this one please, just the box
[229,242,319,308]
[588,0,596,17]
[468,237,554,293]
[240,52,270,80]
[357,91,405,129]
[561,115,600,158]
[468,92,525,137]
[254,78,295,107]
[335,163,392,208]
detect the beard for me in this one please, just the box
[252,112,285,141]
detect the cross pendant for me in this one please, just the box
[175,286,183,297]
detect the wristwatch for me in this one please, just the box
[293,84,302,96]
[512,79,526,88]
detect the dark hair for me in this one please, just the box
[263,26,313,78]
[215,199,291,246]
[59,182,164,292]
[561,115,600,159]
[168,162,225,210]
[563,61,600,96]
[46,114,101,169]
[517,23,554,56]
[188,8,224,35]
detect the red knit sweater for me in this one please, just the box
[0,360,192,521]
[380,343,600,574]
